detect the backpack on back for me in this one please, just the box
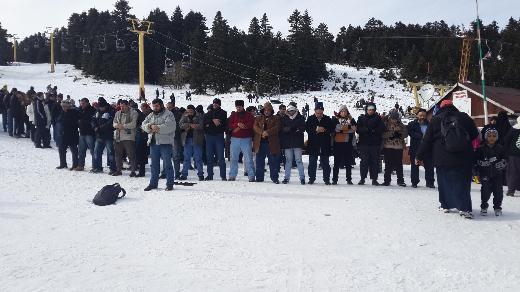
[93,183,126,206]
[440,112,469,152]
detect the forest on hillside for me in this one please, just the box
[1,0,519,94]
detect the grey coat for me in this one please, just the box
[113,109,138,142]
[179,112,204,146]
[142,109,176,145]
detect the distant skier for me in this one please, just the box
[155,88,160,99]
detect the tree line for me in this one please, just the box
[3,0,520,93]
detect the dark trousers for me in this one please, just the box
[205,134,226,179]
[255,141,280,182]
[1,111,7,131]
[14,115,24,136]
[383,148,404,184]
[410,154,435,186]
[35,126,51,147]
[136,137,149,175]
[359,145,380,180]
[59,144,79,168]
[481,176,504,210]
[333,142,353,181]
[7,109,14,135]
[308,153,331,182]
[115,140,136,172]
[27,122,35,141]
[437,166,472,212]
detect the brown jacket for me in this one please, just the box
[253,114,281,154]
[382,120,408,149]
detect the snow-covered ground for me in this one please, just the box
[1,63,520,291]
[2,125,520,291]
[0,63,418,119]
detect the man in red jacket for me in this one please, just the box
[228,100,255,182]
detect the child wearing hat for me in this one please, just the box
[475,127,507,216]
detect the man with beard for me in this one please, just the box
[142,99,176,191]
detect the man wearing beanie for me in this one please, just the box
[253,102,281,184]
[228,100,256,182]
[203,98,228,181]
[356,102,386,186]
[306,102,334,185]
[56,100,80,170]
[416,99,479,219]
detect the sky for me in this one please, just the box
[2,0,519,39]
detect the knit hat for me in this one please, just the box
[315,102,324,111]
[388,109,400,120]
[440,99,453,108]
[484,127,498,139]
[287,105,297,112]
[338,105,348,113]
[61,100,72,108]
[235,100,245,107]
[514,117,520,130]
[212,98,222,106]
[98,100,109,108]
[98,97,107,104]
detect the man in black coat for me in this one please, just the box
[34,92,52,148]
[280,105,306,184]
[76,98,97,171]
[305,102,334,185]
[91,101,116,174]
[57,101,79,170]
[356,102,386,185]
[416,100,479,219]
[407,108,434,188]
[203,98,228,181]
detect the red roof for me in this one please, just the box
[461,82,520,113]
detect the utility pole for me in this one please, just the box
[129,19,154,102]
[12,35,18,63]
[475,0,489,124]
[50,32,55,73]
[45,27,56,73]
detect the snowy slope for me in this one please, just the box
[1,127,520,291]
[0,63,417,119]
[1,63,519,291]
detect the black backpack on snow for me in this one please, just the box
[93,183,126,206]
[440,112,469,152]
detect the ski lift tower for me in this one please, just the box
[7,34,18,64]
[44,27,56,73]
[129,19,153,102]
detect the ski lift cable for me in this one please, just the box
[153,30,306,86]
[146,35,274,89]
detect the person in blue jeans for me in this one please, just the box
[91,101,116,174]
[228,100,256,182]
[179,105,205,181]
[76,98,97,171]
[280,105,306,184]
[142,99,176,191]
[253,102,281,184]
[203,98,227,181]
